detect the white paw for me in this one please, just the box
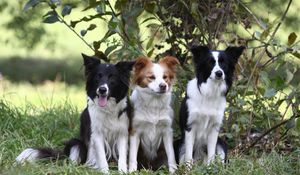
[100,166,109,174]
[129,162,137,173]
[118,163,127,173]
[169,163,177,174]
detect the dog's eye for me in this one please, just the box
[163,75,168,79]
[98,74,102,78]
[148,75,155,80]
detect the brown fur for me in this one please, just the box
[133,56,179,88]
[158,56,180,87]
[133,57,154,88]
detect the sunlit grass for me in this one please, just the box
[0,79,86,110]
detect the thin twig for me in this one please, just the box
[268,0,293,42]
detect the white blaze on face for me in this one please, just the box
[97,84,109,107]
[148,64,168,93]
[211,51,224,80]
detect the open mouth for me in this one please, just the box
[97,95,108,107]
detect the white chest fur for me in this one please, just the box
[186,78,226,139]
[131,88,174,158]
[88,97,128,157]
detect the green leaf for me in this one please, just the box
[93,41,101,50]
[96,2,106,14]
[287,32,297,46]
[83,1,102,11]
[87,24,97,31]
[146,37,154,50]
[285,69,294,84]
[286,118,295,130]
[292,52,300,59]
[23,0,41,12]
[61,5,72,17]
[43,14,60,24]
[49,0,61,9]
[145,1,157,13]
[260,71,270,87]
[254,31,261,39]
[104,45,118,56]
[70,14,109,28]
[264,88,276,98]
[80,30,87,37]
[70,21,79,28]
[108,17,119,30]
[50,0,60,5]
[147,48,154,57]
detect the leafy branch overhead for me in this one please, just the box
[22,0,300,153]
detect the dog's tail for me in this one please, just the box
[16,138,87,164]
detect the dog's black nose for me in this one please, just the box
[98,86,107,95]
[215,71,223,78]
[159,83,167,91]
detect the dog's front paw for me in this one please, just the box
[100,167,109,174]
[168,163,177,174]
[118,164,127,174]
[129,162,137,173]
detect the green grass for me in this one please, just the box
[0,82,299,175]
[0,80,85,109]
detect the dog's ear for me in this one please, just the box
[190,45,210,64]
[225,46,245,63]
[82,53,100,76]
[159,56,180,72]
[115,61,136,73]
[134,56,151,73]
[82,53,100,67]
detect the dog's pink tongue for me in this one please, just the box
[98,96,108,107]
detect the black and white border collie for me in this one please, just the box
[16,54,135,173]
[129,56,179,173]
[177,45,244,165]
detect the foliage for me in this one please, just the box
[15,0,300,160]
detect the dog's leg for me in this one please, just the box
[206,127,219,164]
[184,130,195,166]
[129,133,140,173]
[117,134,128,173]
[163,130,177,173]
[93,135,109,173]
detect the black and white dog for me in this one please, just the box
[177,45,244,165]
[16,54,135,173]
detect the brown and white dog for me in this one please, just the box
[129,56,179,173]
